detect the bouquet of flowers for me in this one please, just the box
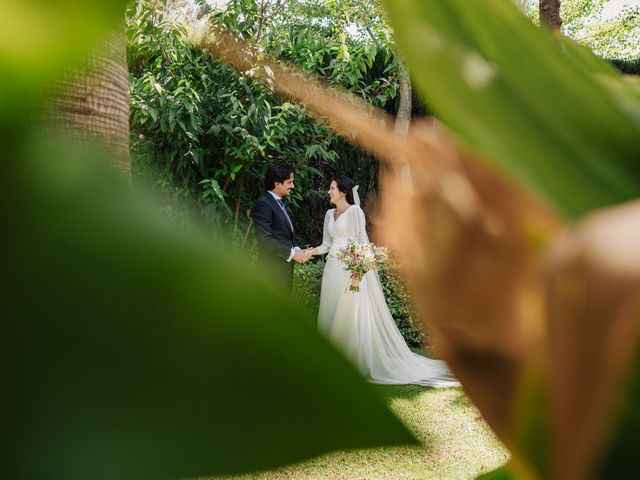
[336,240,389,292]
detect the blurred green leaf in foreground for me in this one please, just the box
[2,140,416,480]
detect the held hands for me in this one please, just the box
[293,248,312,264]
[293,248,316,264]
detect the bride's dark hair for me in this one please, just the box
[333,176,356,205]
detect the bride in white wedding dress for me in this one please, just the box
[308,176,459,387]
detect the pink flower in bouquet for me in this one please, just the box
[336,240,389,292]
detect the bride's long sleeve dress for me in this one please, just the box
[314,205,459,387]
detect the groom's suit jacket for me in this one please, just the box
[251,193,298,292]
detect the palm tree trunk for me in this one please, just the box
[539,0,562,32]
[45,28,131,180]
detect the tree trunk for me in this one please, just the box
[369,60,414,240]
[539,0,562,32]
[45,29,131,180]
[394,62,412,139]
[391,61,413,184]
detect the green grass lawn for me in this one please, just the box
[211,385,508,480]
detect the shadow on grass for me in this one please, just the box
[449,388,472,408]
[372,384,460,403]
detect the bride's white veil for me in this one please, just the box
[352,185,361,207]
[351,185,370,244]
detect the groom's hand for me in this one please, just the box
[293,249,311,264]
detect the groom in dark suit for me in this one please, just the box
[252,165,311,292]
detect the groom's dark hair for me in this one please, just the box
[265,164,294,191]
[334,176,356,205]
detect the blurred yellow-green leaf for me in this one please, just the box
[0,0,127,113]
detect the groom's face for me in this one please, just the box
[274,173,295,197]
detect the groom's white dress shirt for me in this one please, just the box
[268,190,299,263]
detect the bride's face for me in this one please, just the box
[327,181,345,206]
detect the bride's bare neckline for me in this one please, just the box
[333,204,354,222]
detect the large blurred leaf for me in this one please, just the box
[382,0,640,218]
[544,199,640,479]
[2,140,415,480]
[377,130,558,476]
[0,0,127,115]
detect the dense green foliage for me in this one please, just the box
[292,257,324,314]
[377,260,426,349]
[127,0,426,348]
[128,0,639,244]
[127,0,412,246]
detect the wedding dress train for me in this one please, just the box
[314,204,459,387]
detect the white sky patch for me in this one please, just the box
[602,0,640,20]
[345,23,360,39]
[165,0,226,27]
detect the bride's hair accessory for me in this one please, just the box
[352,185,360,206]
